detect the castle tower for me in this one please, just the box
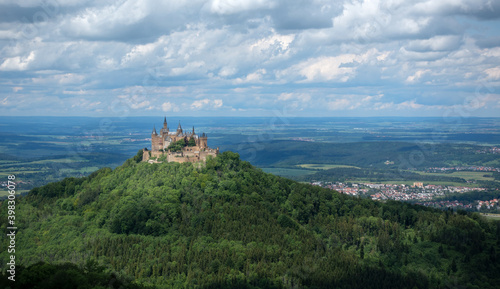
[160,116,169,136]
[199,132,208,148]
[151,125,162,151]
[176,121,183,135]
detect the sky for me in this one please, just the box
[0,0,499,118]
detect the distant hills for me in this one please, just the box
[1,151,499,288]
[227,141,500,169]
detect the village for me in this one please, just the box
[425,165,500,173]
[310,181,499,212]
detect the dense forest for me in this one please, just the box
[1,151,499,288]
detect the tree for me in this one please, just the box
[450,259,457,273]
[168,139,187,152]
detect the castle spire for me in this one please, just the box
[192,126,195,134]
[164,116,167,124]
[152,125,158,135]
[176,121,183,134]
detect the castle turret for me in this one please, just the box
[151,125,162,151]
[161,116,169,136]
[177,121,183,135]
[199,132,208,148]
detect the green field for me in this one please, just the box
[59,166,100,174]
[0,189,29,198]
[261,167,317,177]
[0,158,87,168]
[296,164,360,170]
[481,213,500,221]
[416,171,496,182]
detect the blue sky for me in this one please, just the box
[0,0,499,117]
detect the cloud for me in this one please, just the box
[278,92,310,102]
[485,67,500,80]
[0,51,35,71]
[327,94,383,111]
[280,49,386,83]
[234,69,267,84]
[161,102,179,112]
[328,98,352,110]
[209,0,277,15]
[31,73,85,85]
[406,69,431,83]
[191,98,223,110]
[0,0,499,117]
[406,35,462,52]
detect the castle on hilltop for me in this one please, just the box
[142,117,219,163]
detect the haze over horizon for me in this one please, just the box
[1,0,499,118]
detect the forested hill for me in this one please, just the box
[1,151,499,289]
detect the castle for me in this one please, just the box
[142,117,219,163]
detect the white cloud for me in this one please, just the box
[161,102,179,112]
[219,66,237,77]
[32,73,85,85]
[281,49,386,83]
[485,67,500,80]
[191,98,223,110]
[234,69,267,84]
[327,94,383,111]
[171,61,206,76]
[64,0,149,38]
[406,35,462,52]
[210,0,277,15]
[213,99,223,108]
[287,55,357,82]
[63,90,87,95]
[278,92,311,102]
[406,69,431,83]
[0,96,11,106]
[0,51,35,71]
[328,98,352,110]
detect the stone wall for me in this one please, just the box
[151,134,163,151]
[142,147,218,164]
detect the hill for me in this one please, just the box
[1,151,499,288]
[227,140,500,169]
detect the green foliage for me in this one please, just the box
[188,137,196,147]
[133,149,144,163]
[277,214,299,230]
[167,139,187,152]
[0,261,149,289]
[1,151,499,289]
